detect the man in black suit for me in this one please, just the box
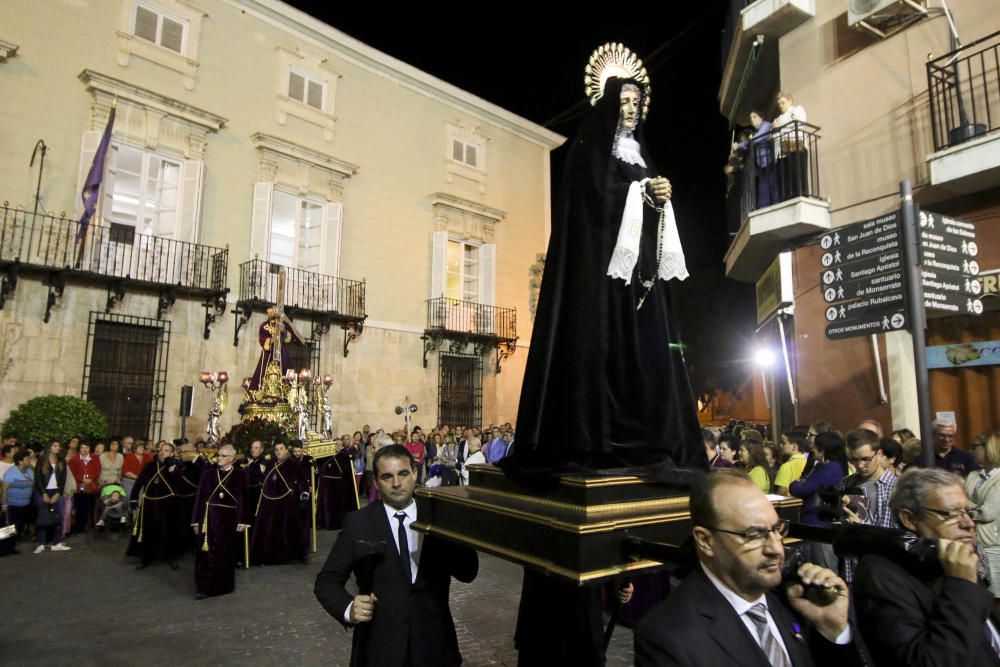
[635,470,862,666]
[314,444,478,667]
[853,467,1000,666]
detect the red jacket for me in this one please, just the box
[69,455,101,494]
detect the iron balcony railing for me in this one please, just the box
[927,30,1000,151]
[0,203,228,292]
[425,296,516,341]
[726,120,822,233]
[238,258,365,320]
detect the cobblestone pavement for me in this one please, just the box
[3,528,634,666]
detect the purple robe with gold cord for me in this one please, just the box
[127,457,186,566]
[193,465,251,597]
[317,447,359,530]
[249,457,310,565]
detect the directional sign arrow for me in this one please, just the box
[924,291,984,315]
[821,250,903,286]
[824,291,905,321]
[918,210,977,243]
[921,269,982,296]
[823,270,905,304]
[921,248,980,276]
[826,308,907,341]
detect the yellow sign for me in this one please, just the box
[756,253,793,324]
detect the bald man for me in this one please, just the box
[191,445,251,599]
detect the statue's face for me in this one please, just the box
[620,86,640,133]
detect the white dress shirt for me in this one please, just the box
[343,499,422,623]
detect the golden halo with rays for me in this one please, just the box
[583,42,651,119]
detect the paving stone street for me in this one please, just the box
[4,527,634,666]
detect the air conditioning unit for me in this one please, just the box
[848,0,928,36]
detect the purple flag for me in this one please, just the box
[77,106,116,240]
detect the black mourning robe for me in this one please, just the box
[176,458,205,553]
[317,446,360,530]
[249,457,310,565]
[501,77,706,484]
[193,465,251,597]
[126,457,187,565]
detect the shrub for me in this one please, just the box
[2,394,109,447]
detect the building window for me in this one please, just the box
[133,3,186,54]
[82,312,170,442]
[288,70,325,111]
[104,143,180,238]
[269,190,324,272]
[447,240,479,302]
[438,352,483,429]
[451,138,479,168]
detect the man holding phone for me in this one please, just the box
[841,428,898,583]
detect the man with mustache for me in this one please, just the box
[636,471,862,666]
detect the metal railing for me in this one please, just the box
[0,203,228,292]
[425,296,516,341]
[726,120,822,230]
[238,258,365,319]
[927,30,1000,151]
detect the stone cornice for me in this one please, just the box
[0,39,18,62]
[430,193,507,222]
[79,69,227,131]
[251,132,359,179]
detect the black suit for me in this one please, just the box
[854,553,1000,667]
[314,501,478,667]
[635,568,862,667]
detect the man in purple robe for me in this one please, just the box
[191,445,251,599]
[127,441,186,570]
[317,435,359,530]
[249,441,311,565]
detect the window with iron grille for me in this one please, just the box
[82,312,170,442]
[438,353,482,430]
[283,330,321,427]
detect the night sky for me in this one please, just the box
[287,3,759,396]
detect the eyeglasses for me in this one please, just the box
[806,432,817,438]
[706,520,790,546]
[848,455,877,464]
[920,506,982,523]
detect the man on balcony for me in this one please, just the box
[772,91,809,201]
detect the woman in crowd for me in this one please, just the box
[438,437,459,486]
[99,439,123,487]
[762,442,780,491]
[880,437,902,475]
[789,431,848,570]
[968,431,1000,597]
[2,449,35,542]
[34,440,71,553]
[718,435,738,467]
[121,442,145,500]
[740,441,771,494]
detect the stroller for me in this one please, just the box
[96,483,128,534]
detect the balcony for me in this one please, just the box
[422,296,517,373]
[724,121,831,282]
[719,0,815,122]
[926,30,1000,195]
[234,258,366,355]
[0,202,229,324]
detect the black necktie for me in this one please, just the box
[395,512,412,583]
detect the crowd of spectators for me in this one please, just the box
[0,421,513,555]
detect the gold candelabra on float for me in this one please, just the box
[199,371,229,446]
[314,374,334,438]
[287,368,312,441]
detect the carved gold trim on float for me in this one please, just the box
[412,521,664,585]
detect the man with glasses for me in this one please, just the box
[854,467,999,665]
[934,418,979,476]
[636,470,860,666]
[840,429,898,584]
[191,444,251,599]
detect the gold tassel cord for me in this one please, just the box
[201,502,210,552]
